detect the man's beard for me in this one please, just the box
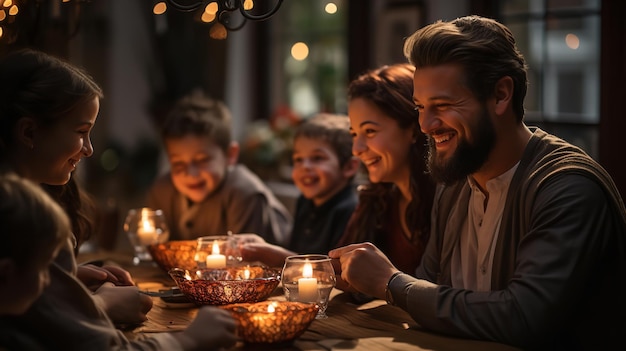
[426,107,496,185]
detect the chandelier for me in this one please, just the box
[158,0,284,39]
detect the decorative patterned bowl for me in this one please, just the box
[147,240,198,271]
[221,301,319,344]
[168,265,281,305]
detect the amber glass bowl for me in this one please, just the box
[168,266,281,305]
[221,301,318,344]
[147,240,198,271]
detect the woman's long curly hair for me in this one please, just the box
[0,49,103,253]
[343,63,435,252]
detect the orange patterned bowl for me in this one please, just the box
[221,301,318,344]
[147,240,198,271]
[168,265,281,305]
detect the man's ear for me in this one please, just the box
[342,156,361,179]
[226,141,240,165]
[494,76,514,116]
[15,117,38,149]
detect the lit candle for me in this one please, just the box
[244,267,251,280]
[298,262,318,302]
[205,240,226,268]
[267,302,276,313]
[136,215,158,246]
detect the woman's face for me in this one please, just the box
[349,97,414,186]
[27,97,99,185]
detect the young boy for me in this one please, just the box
[147,93,292,245]
[240,113,360,266]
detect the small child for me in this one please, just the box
[0,174,70,316]
[147,92,292,245]
[241,113,359,266]
[0,173,237,351]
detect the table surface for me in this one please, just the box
[78,251,522,351]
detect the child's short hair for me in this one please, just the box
[161,92,232,153]
[0,173,71,266]
[294,113,353,167]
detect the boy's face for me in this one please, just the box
[291,136,352,207]
[165,135,233,203]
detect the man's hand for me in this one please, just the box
[329,242,398,299]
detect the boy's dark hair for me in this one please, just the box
[294,113,353,167]
[161,92,232,152]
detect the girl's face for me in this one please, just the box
[291,136,352,207]
[165,135,236,203]
[349,97,415,187]
[27,97,99,185]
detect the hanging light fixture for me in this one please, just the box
[161,0,283,39]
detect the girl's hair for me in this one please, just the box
[0,49,103,252]
[344,63,435,249]
[404,15,528,121]
[0,173,71,266]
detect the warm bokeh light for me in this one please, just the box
[325,2,337,14]
[291,42,309,61]
[62,0,70,3]
[205,2,218,15]
[201,11,216,23]
[210,22,227,39]
[565,33,580,50]
[0,27,3,38]
[153,2,167,15]
[8,4,17,16]
[243,0,254,11]
[100,149,120,172]
[0,10,6,22]
[2,0,12,8]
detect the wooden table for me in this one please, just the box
[79,251,522,351]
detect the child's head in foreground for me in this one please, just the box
[0,173,71,315]
[160,92,239,203]
[291,113,359,206]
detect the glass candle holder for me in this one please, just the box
[123,208,169,265]
[282,254,336,319]
[221,301,319,344]
[169,265,281,305]
[194,235,243,268]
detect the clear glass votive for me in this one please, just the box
[281,254,336,319]
[123,208,169,265]
[195,235,243,268]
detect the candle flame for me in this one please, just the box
[244,268,250,279]
[212,240,220,255]
[267,303,275,313]
[303,262,313,278]
[140,209,155,232]
[141,219,155,232]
